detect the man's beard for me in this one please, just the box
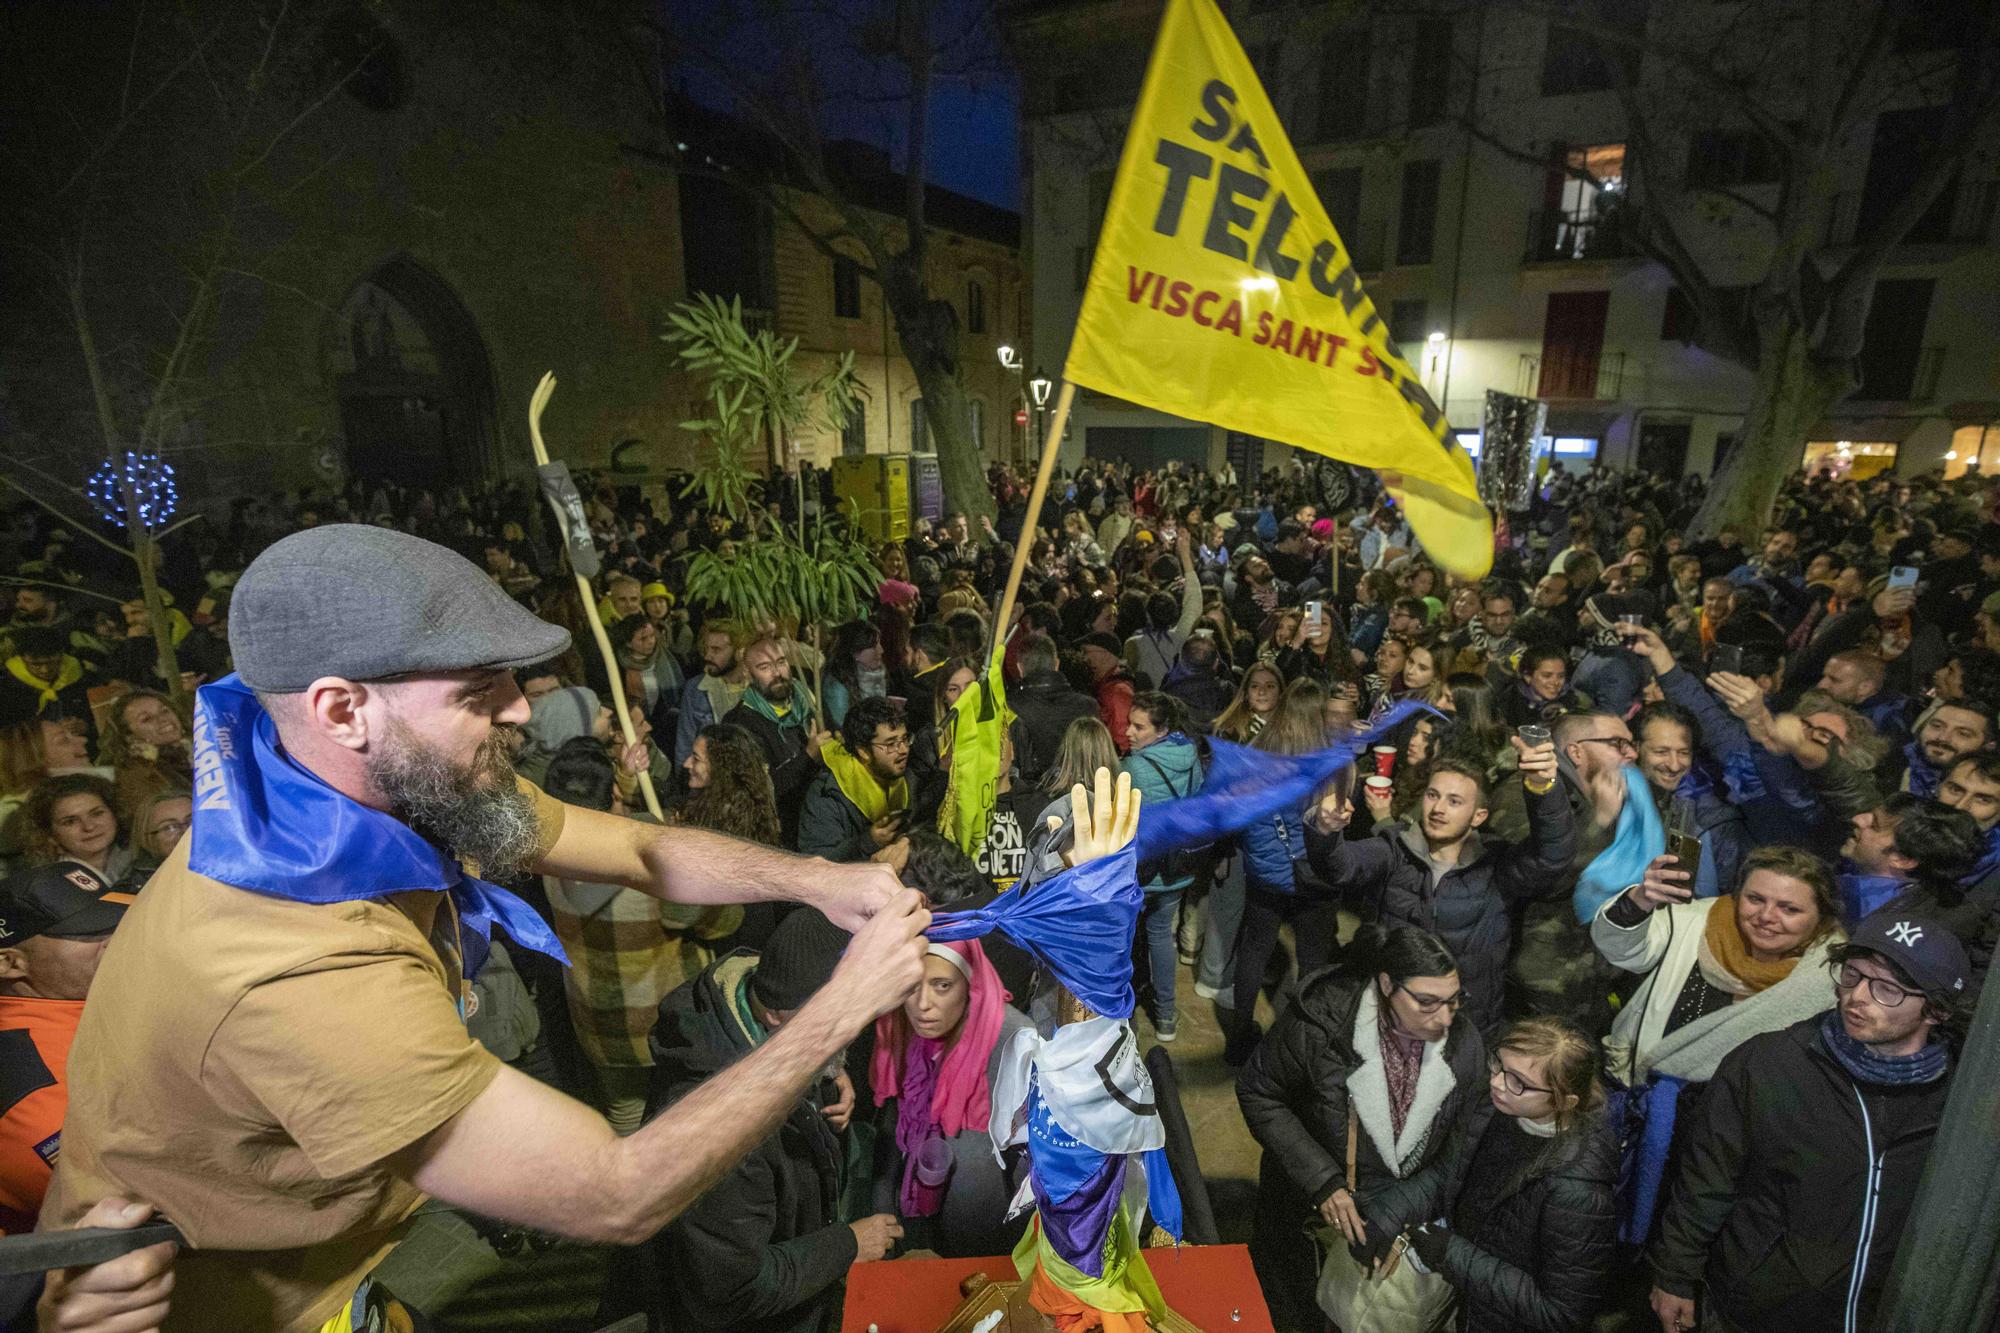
[704,658,732,677]
[761,677,793,702]
[368,721,541,878]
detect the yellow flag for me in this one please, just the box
[1064,0,1493,578]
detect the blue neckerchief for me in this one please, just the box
[1902,741,1942,798]
[1968,828,2000,887]
[190,675,568,978]
[1836,862,1910,929]
[1819,1010,1948,1086]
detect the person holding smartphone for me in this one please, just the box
[1588,847,1844,1244]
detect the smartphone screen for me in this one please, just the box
[1711,643,1743,675]
[1887,566,1920,591]
[1305,600,1323,631]
[1668,830,1703,881]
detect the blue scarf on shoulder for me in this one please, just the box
[190,675,568,978]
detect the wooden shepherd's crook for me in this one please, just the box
[529,372,664,821]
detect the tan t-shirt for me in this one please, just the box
[41,780,568,1332]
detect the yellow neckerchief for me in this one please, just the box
[821,737,908,822]
[6,655,81,705]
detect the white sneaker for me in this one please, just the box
[1193,980,1222,1001]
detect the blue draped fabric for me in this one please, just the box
[189,674,568,976]
[1608,1073,1686,1247]
[1129,699,1430,864]
[1574,766,1664,924]
[929,847,1144,1018]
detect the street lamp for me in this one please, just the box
[997,344,1021,371]
[1027,368,1055,466]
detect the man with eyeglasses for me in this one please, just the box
[1650,913,1968,1333]
[1487,710,1633,1039]
[797,696,911,864]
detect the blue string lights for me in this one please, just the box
[87,451,179,530]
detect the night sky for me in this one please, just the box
[671,0,1021,212]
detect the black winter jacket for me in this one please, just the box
[1237,969,1491,1256]
[1308,777,1577,1037]
[1008,668,1098,785]
[1435,1112,1618,1333]
[1649,1017,1952,1333]
[722,700,819,846]
[795,769,874,864]
[646,953,853,1332]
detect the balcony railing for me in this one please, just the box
[1524,207,1637,263]
[1518,349,1628,400]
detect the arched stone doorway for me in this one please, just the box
[334,258,497,489]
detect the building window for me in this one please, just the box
[841,402,867,456]
[1686,129,1779,189]
[1551,436,1600,459]
[1396,160,1441,265]
[1388,299,1429,354]
[1317,27,1371,141]
[1533,142,1627,260]
[1454,429,1481,459]
[1075,170,1116,293]
[1312,167,1363,243]
[1540,23,1633,96]
[966,279,987,334]
[1854,277,1936,401]
[1406,18,1451,130]
[833,256,861,319]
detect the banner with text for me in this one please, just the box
[1064,0,1493,577]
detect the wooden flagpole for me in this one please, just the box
[529,373,664,820]
[989,381,1077,656]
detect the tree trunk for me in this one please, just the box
[878,261,995,528]
[72,273,185,706]
[1689,326,1849,538]
[130,523,187,711]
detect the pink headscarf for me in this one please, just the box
[870,938,1008,1137]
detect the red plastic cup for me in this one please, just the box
[1372,745,1397,778]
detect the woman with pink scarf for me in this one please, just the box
[869,938,1033,1257]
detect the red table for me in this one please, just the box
[842,1245,1275,1331]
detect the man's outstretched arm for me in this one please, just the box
[404,889,928,1244]
[539,804,901,931]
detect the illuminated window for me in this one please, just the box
[1552,436,1599,458]
[1944,423,2000,479]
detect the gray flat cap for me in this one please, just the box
[231,524,572,691]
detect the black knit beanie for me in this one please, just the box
[750,909,850,1012]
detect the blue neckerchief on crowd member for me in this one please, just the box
[190,675,568,977]
[1901,741,1942,798]
[1836,865,1910,929]
[1968,828,2000,887]
[1574,767,1664,923]
[1819,1010,1949,1086]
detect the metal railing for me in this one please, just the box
[1517,349,1628,400]
[1524,207,1637,263]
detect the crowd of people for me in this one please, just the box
[1,448,1997,1332]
